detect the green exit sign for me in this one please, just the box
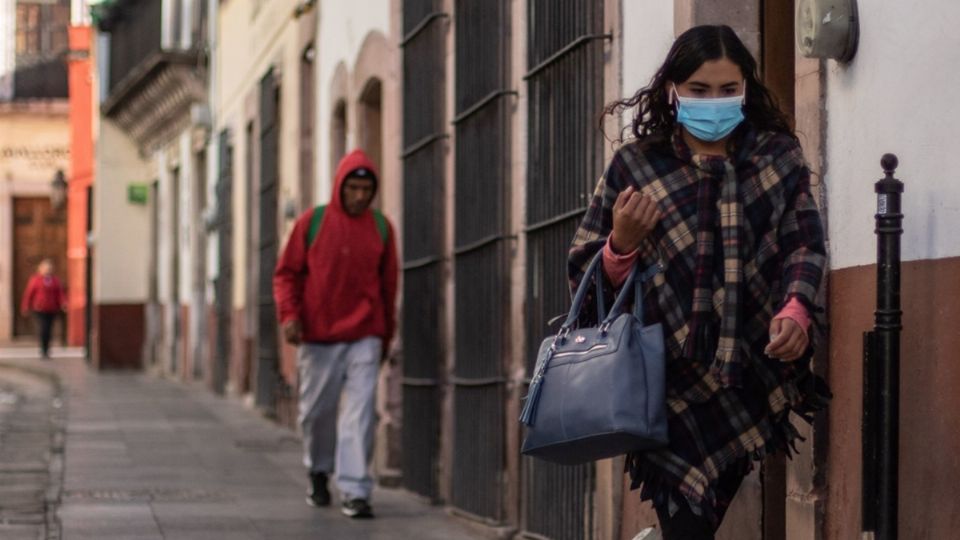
[128,183,148,205]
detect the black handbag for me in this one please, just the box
[519,250,668,465]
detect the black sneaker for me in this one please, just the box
[306,472,330,507]
[341,498,374,519]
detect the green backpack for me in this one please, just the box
[306,205,388,247]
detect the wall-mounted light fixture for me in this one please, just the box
[796,0,859,63]
[50,169,67,211]
[283,198,299,221]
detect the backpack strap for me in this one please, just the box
[306,205,388,247]
[371,209,388,244]
[306,205,326,247]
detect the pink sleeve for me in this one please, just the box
[773,297,811,335]
[602,234,640,288]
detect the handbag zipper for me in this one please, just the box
[551,343,608,359]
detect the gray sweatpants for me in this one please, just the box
[298,336,381,500]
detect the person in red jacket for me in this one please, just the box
[20,259,67,359]
[274,149,398,519]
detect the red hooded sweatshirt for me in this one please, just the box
[21,274,66,314]
[273,150,398,345]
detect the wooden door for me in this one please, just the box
[13,197,67,337]
[762,0,796,126]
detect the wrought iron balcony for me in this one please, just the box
[96,0,207,151]
[14,58,68,99]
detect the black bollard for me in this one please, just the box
[863,154,903,540]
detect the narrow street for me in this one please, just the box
[0,348,488,540]
[0,353,62,539]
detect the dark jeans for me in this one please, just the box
[34,312,57,357]
[656,499,717,539]
[654,465,746,540]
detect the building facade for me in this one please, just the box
[210,0,320,424]
[84,0,960,538]
[89,0,210,370]
[0,0,71,344]
[822,3,960,539]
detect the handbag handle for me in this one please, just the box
[563,249,660,333]
[598,262,642,332]
[631,262,662,323]
[561,250,605,331]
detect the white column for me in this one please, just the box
[161,0,175,50]
[71,0,91,26]
[0,0,15,100]
[0,179,12,340]
[180,0,193,50]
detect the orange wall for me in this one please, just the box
[66,25,93,346]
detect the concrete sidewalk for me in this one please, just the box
[0,349,488,540]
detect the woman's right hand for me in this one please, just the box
[611,186,662,253]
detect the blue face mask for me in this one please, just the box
[673,87,746,142]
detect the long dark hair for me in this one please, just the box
[603,25,793,143]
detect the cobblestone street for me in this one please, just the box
[0,353,63,539]
[0,347,488,540]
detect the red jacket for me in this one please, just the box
[21,274,66,314]
[273,150,399,345]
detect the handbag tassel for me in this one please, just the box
[519,375,544,426]
[520,339,559,426]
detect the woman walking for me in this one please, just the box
[20,259,67,359]
[568,25,829,538]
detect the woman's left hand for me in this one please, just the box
[764,318,808,362]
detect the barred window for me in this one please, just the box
[399,0,447,502]
[450,0,512,523]
[523,1,609,538]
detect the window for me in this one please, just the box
[105,0,163,95]
[450,0,512,523]
[523,1,608,538]
[15,4,40,56]
[399,0,447,502]
[15,1,69,60]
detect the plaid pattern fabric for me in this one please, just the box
[683,153,747,388]
[567,126,829,525]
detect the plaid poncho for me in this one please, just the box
[568,126,829,525]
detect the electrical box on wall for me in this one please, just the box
[796,0,859,62]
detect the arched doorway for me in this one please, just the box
[330,99,347,180]
[356,77,382,207]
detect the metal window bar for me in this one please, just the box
[450,0,512,523]
[400,0,447,501]
[213,130,233,395]
[255,69,280,415]
[522,0,606,538]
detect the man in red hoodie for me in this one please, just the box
[274,150,398,519]
[20,259,67,359]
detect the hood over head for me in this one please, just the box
[331,149,379,213]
